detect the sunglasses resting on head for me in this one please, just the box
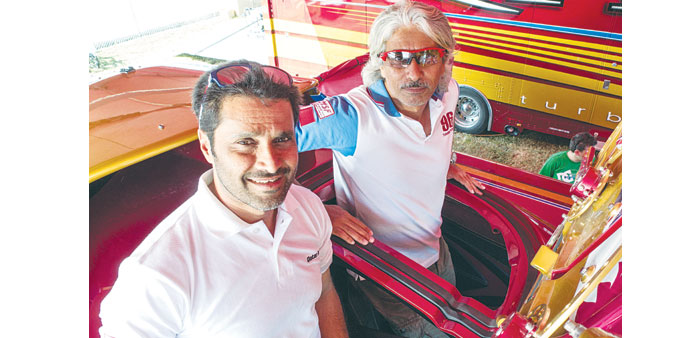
[199,64,293,117]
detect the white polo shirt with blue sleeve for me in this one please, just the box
[296,78,459,268]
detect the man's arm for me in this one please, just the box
[447,162,485,195]
[99,263,185,337]
[295,96,359,155]
[295,96,372,245]
[315,268,349,338]
[324,204,374,245]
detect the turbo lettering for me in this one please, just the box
[606,112,621,123]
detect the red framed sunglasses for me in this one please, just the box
[207,64,293,89]
[378,47,447,68]
[199,64,293,116]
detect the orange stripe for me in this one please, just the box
[456,164,573,205]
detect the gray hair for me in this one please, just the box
[361,0,455,93]
[191,60,301,151]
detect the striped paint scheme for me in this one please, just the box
[459,164,573,208]
[265,0,621,131]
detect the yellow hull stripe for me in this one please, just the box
[457,34,621,74]
[271,19,368,45]
[458,39,621,79]
[454,51,622,97]
[312,4,374,22]
[312,4,371,16]
[89,132,198,183]
[454,28,622,64]
[450,22,621,55]
[272,20,621,91]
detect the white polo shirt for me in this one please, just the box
[296,78,459,268]
[99,170,333,338]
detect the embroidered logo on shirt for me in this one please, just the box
[306,250,320,263]
[441,111,454,135]
[314,100,335,120]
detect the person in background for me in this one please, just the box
[99,60,348,338]
[539,131,598,183]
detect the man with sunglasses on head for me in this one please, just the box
[99,60,348,338]
[295,0,484,336]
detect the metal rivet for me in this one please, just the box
[580,265,596,282]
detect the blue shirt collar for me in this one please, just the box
[366,79,443,117]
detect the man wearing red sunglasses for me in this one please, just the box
[295,0,484,337]
[99,61,347,338]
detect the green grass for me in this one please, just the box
[176,53,228,65]
[89,55,125,73]
[453,130,569,173]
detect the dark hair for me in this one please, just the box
[569,132,597,152]
[191,60,301,149]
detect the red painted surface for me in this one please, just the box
[457,152,573,233]
[488,100,614,141]
[573,261,622,336]
[445,185,535,317]
[333,242,489,337]
[89,141,210,337]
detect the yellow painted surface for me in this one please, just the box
[454,52,621,97]
[453,28,622,64]
[532,245,559,275]
[458,38,621,77]
[271,19,368,69]
[89,68,319,183]
[272,19,368,45]
[452,56,621,129]
[311,4,373,21]
[89,132,198,183]
[451,23,622,56]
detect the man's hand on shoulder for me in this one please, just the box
[447,163,485,195]
[324,204,374,245]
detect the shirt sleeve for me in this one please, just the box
[443,79,460,113]
[317,203,334,274]
[99,261,187,338]
[295,95,359,156]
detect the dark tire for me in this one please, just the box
[455,87,489,134]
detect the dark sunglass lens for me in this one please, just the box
[419,49,442,65]
[262,67,292,85]
[216,66,250,85]
[386,51,411,67]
